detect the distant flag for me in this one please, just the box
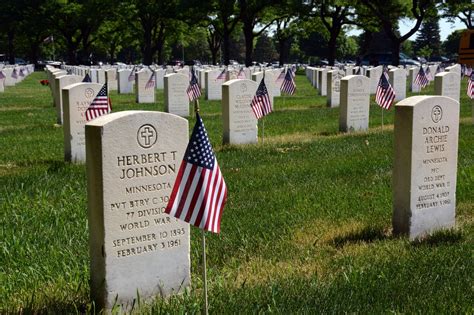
[82,73,92,82]
[250,78,272,119]
[280,68,296,95]
[0,71,5,80]
[425,66,433,81]
[165,113,227,233]
[85,83,111,121]
[19,68,25,77]
[465,66,472,77]
[276,69,285,82]
[435,65,442,74]
[414,66,429,89]
[468,72,474,99]
[375,72,396,110]
[187,69,201,101]
[11,69,18,79]
[291,64,297,74]
[237,67,246,79]
[145,72,155,89]
[66,69,72,75]
[216,69,226,80]
[128,67,136,82]
[355,67,361,75]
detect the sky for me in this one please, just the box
[347,17,466,41]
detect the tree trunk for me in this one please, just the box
[243,23,254,67]
[327,31,338,66]
[222,29,231,66]
[28,41,40,65]
[278,37,287,66]
[7,30,15,64]
[391,40,401,66]
[157,41,164,65]
[143,26,153,65]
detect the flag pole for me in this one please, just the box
[381,107,384,130]
[262,69,266,144]
[193,96,209,315]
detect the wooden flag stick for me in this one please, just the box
[201,229,209,315]
[381,107,384,130]
[193,97,208,315]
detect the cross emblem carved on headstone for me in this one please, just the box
[432,106,442,123]
[140,126,155,146]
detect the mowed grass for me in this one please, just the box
[0,70,473,314]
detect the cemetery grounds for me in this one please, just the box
[0,70,473,313]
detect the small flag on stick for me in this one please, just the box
[375,72,396,110]
[145,72,155,89]
[216,69,226,80]
[280,69,296,95]
[468,72,474,99]
[250,78,272,119]
[187,69,201,101]
[165,113,227,233]
[85,83,111,121]
[82,73,92,82]
[414,67,429,89]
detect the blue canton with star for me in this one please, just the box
[256,79,268,96]
[184,113,215,170]
[379,74,389,89]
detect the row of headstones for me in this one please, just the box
[0,64,35,92]
[306,63,462,109]
[45,65,293,165]
[83,93,459,310]
[59,64,286,101]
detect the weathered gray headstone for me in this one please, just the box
[434,71,460,104]
[393,96,459,240]
[339,75,370,132]
[86,110,190,310]
[164,73,189,117]
[222,79,258,144]
[63,82,103,163]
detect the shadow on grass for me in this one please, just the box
[16,159,68,172]
[330,225,391,248]
[411,229,463,247]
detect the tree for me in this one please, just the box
[0,0,27,64]
[357,0,432,65]
[301,0,358,66]
[253,32,277,62]
[238,0,283,66]
[443,29,464,58]
[207,24,221,65]
[414,12,441,58]
[441,0,473,29]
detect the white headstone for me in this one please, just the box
[222,79,258,144]
[408,67,421,92]
[164,73,189,117]
[393,96,459,240]
[63,82,103,162]
[117,69,134,94]
[389,68,407,102]
[135,70,155,103]
[434,71,460,104]
[55,75,82,124]
[155,69,166,90]
[105,69,118,91]
[205,69,223,100]
[339,75,370,132]
[327,70,344,108]
[86,110,190,310]
[318,68,328,96]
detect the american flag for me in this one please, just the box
[280,68,296,95]
[187,69,201,101]
[85,83,111,121]
[414,67,429,89]
[435,65,443,74]
[375,72,395,110]
[82,73,92,82]
[165,113,227,233]
[383,65,389,74]
[20,68,25,77]
[425,67,433,81]
[468,72,474,99]
[12,69,18,79]
[465,66,472,77]
[0,71,5,80]
[355,67,361,75]
[237,67,246,79]
[145,72,155,89]
[251,78,272,119]
[276,69,285,82]
[216,69,226,80]
[128,67,135,82]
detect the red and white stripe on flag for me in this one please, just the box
[85,83,111,121]
[468,73,474,99]
[165,113,227,233]
[250,78,272,119]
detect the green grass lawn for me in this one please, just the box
[0,71,473,314]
